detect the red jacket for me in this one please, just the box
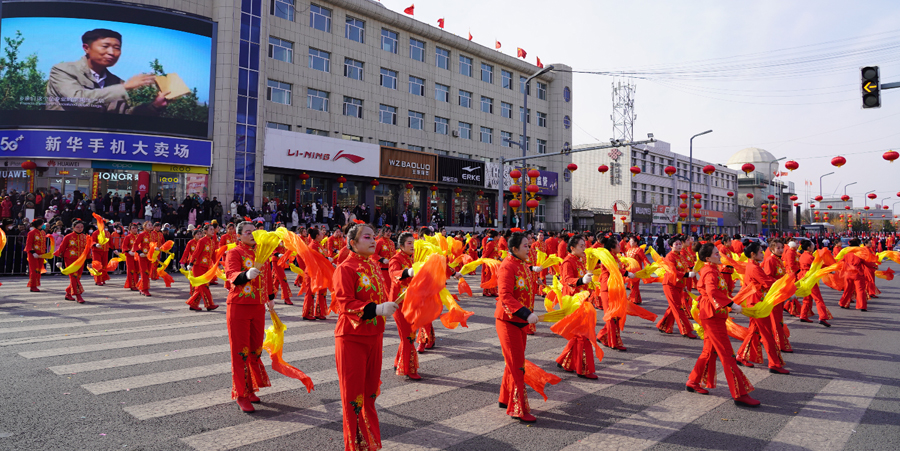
[696,265,732,320]
[560,254,588,296]
[665,250,689,287]
[190,236,218,269]
[25,229,47,255]
[762,253,786,280]
[55,232,88,264]
[388,251,414,301]
[494,255,532,324]
[557,240,569,260]
[332,252,389,337]
[180,238,199,265]
[224,242,272,305]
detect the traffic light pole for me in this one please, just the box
[883,82,900,89]
[496,138,657,230]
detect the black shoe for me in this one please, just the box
[819,320,831,327]
[498,402,507,409]
[861,309,867,312]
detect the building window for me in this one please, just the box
[459,55,473,77]
[458,122,472,140]
[501,131,512,147]
[435,47,449,70]
[410,38,425,62]
[272,0,294,21]
[308,48,330,72]
[342,134,362,142]
[519,135,530,151]
[409,76,425,96]
[266,79,291,105]
[537,81,547,100]
[481,63,493,83]
[407,145,424,151]
[520,76,530,95]
[435,83,449,102]
[459,90,472,108]
[266,121,290,131]
[345,17,364,43]
[537,138,547,154]
[379,140,397,147]
[268,37,293,63]
[480,96,493,114]
[381,29,399,54]
[306,128,328,136]
[501,69,513,89]
[309,4,331,32]
[519,107,530,123]
[435,116,449,135]
[501,102,512,119]
[480,126,493,144]
[306,88,329,111]
[380,68,397,89]
[344,58,364,80]
[433,149,449,156]
[343,96,363,118]
[536,112,547,127]
[408,110,424,129]
[379,104,397,125]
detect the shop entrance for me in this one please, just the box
[429,190,449,228]
[373,184,397,227]
[401,188,423,228]
[48,176,91,198]
[453,195,472,227]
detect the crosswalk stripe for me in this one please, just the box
[0,297,178,316]
[0,311,205,334]
[762,379,881,451]
[0,307,185,323]
[380,351,685,451]
[558,367,772,451]
[0,319,222,347]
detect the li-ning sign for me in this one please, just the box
[263,128,380,177]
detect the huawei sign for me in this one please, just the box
[286,149,365,163]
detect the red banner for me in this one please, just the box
[91,172,100,199]
[137,171,150,197]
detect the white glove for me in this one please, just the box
[128,251,135,256]
[405,268,415,278]
[94,243,101,248]
[531,266,542,272]
[688,271,697,278]
[375,302,398,316]
[139,253,146,258]
[581,274,592,284]
[526,313,539,324]
[246,267,260,279]
[187,265,193,271]
[626,272,636,278]
[454,272,463,279]
[328,257,334,262]
[381,258,389,264]
[266,300,275,310]
[31,253,39,258]
[730,303,742,314]
[55,262,63,269]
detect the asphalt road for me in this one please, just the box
[0,264,897,451]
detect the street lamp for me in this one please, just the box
[819,172,834,199]
[864,190,875,208]
[843,181,857,196]
[687,129,712,233]
[511,64,554,229]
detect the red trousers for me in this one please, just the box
[186,265,216,309]
[800,285,832,321]
[62,257,85,296]
[336,333,383,451]
[393,310,418,376]
[839,277,867,310]
[301,288,328,318]
[688,316,754,399]
[737,317,784,368]
[627,278,642,304]
[91,249,110,285]
[770,305,793,352]
[596,290,624,348]
[556,336,596,376]
[656,285,692,335]
[124,255,139,289]
[273,277,292,302]
[27,255,43,289]
[482,266,497,296]
[496,319,530,418]
[137,256,152,293]
[416,323,435,349]
[226,303,270,399]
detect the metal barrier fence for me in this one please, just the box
[0,236,194,277]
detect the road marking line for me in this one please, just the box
[0,311,204,334]
[763,379,881,451]
[1,319,223,347]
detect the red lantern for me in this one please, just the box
[454,187,462,197]
[768,194,776,201]
[630,166,641,177]
[430,185,438,193]
[845,205,850,210]
[741,163,755,174]
[826,205,832,209]
[810,204,816,208]
[336,176,347,188]
[598,164,609,174]
[527,169,540,183]
[814,195,823,202]
[761,210,768,216]
[693,212,701,219]
[789,195,798,201]
[299,172,310,185]
[510,185,522,194]
[21,160,36,171]
[664,165,676,176]
[702,164,715,175]
[897,191,900,198]
[727,191,734,197]
[841,195,850,202]
[883,150,899,163]
[772,219,778,224]
[510,169,522,180]
[566,163,578,172]
[405,183,414,193]
[746,193,754,199]
[794,203,800,207]
[679,193,689,200]
[679,203,688,210]
[868,193,877,200]
[831,156,846,168]
[693,193,702,200]
[864,206,870,210]
[885,205,890,210]
[534,195,542,201]
[785,160,799,171]
[761,218,768,224]
[476,190,484,198]
[527,199,539,211]
[370,179,379,187]
[509,199,521,211]
[620,216,627,221]
[526,184,540,194]
[882,214,886,218]
[679,212,688,219]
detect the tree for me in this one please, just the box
[0,31,47,110]
[128,58,209,121]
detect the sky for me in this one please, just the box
[381,0,900,212]
[0,17,212,103]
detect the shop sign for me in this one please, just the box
[91,173,100,199]
[137,172,150,197]
[484,162,501,189]
[632,203,653,222]
[158,175,181,183]
[92,161,152,171]
[0,130,212,166]
[380,147,437,182]
[263,128,379,177]
[151,164,209,174]
[1,158,91,168]
[502,165,559,196]
[652,205,677,224]
[97,171,138,181]
[438,156,484,186]
[0,169,30,178]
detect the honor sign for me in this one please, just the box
[379,147,437,182]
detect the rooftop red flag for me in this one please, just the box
[403,4,414,15]
[517,47,527,58]
[468,31,473,41]
[536,56,543,68]
[495,40,501,49]
[437,18,444,28]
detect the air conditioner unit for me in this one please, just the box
[451,130,459,137]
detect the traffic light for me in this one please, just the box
[861,66,880,109]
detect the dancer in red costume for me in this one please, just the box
[224,221,274,413]
[301,228,329,320]
[25,219,48,292]
[218,222,238,247]
[180,228,202,297]
[798,240,832,326]
[293,227,308,287]
[685,243,760,407]
[556,234,599,379]
[327,227,347,258]
[149,223,163,281]
[373,227,394,284]
[495,232,539,423]
[656,236,698,337]
[332,223,397,450]
[596,235,635,351]
[762,238,792,353]
[121,223,140,291]
[838,238,871,311]
[55,220,89,304]
[781,239,800,316]
[270,241,294,305]
[736,241,789,373]
[625,235,649,304]
[90,219,111,286]
[389,232,421,380]
[132,221,154,296]
[186,224,220,311]
[481,229,500,296]
[863,239,881,299]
